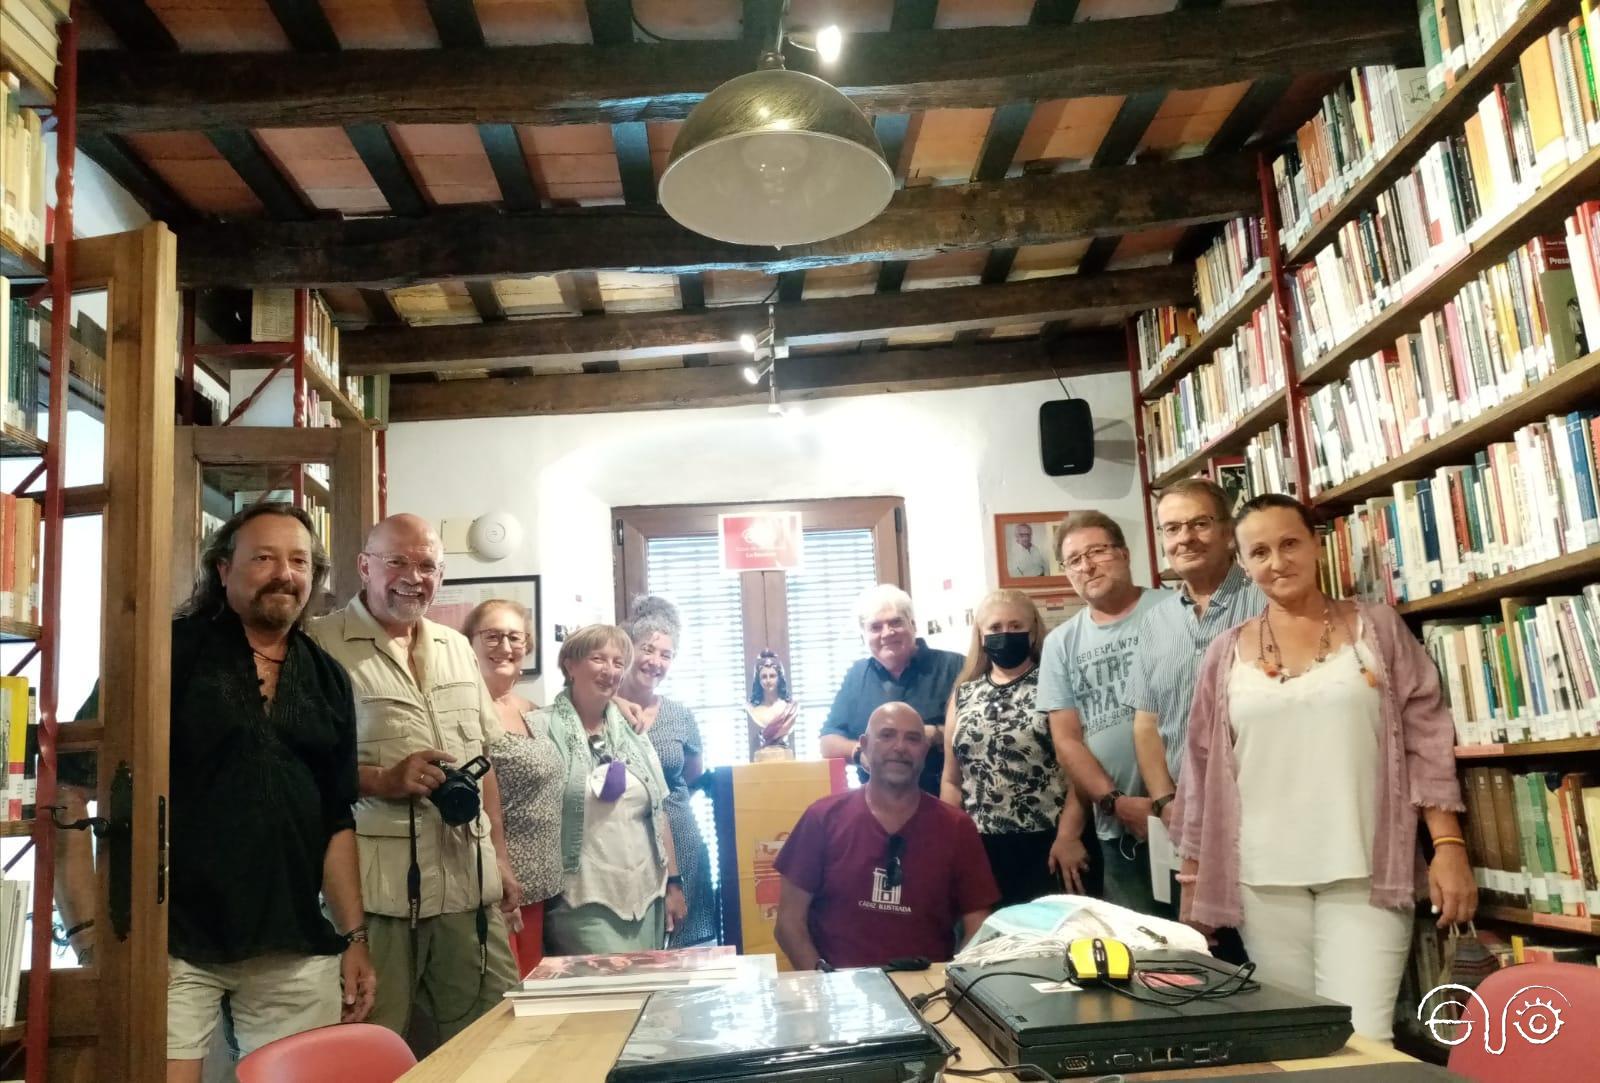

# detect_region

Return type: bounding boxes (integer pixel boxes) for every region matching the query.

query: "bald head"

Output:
[861,701,928,792]
[359,513,445,633]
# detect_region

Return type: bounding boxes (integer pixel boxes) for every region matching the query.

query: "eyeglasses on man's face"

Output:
[1063,543,1121,572]
[475,630,527,648]
[1157,515,1220,539]
[364,552,444,578]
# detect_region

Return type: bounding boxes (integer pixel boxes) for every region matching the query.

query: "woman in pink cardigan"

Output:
[1172,495,1476,1042]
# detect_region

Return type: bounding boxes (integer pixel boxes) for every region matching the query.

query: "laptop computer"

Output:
[1198,1067,1465,1082]
[606,967,953,1083]
[946,949,1353,1077]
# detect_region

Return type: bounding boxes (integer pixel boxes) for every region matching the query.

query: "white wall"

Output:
[389,372,1153,701]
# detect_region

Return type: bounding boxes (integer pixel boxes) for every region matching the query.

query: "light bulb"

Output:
[743,365,761,384]
[817,25,842,64]
[740,132,811,198]
[739,332,758,353]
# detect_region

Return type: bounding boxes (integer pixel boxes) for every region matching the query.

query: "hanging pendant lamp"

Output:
[659,49,894,248]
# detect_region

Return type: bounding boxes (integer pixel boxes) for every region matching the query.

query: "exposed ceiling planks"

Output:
[388,329,1125,420]
[77,2,1419,132]
[176,153,1261,287]
[343,264,1193,373]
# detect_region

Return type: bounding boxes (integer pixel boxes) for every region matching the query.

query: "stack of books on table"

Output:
[504,946,775,1018]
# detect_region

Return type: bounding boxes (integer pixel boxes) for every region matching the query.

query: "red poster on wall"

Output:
[719,511,804,573]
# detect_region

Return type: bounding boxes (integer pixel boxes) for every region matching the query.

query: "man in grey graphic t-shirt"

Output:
[1038,510,1168,917]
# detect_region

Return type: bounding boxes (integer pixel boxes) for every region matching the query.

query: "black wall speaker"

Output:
[1039,399,1094,476]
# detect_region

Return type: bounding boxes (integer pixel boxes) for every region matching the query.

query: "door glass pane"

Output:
[784,528,879,760]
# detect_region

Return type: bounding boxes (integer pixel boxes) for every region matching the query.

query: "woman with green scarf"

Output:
[536,624,687,954]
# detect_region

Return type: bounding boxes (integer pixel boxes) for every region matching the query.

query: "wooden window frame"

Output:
[612,497,908,679]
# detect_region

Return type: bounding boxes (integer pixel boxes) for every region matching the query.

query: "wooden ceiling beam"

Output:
[341,264,1192,374]
[79,1,1419,133]
[177,153,1256,289]
[388,329,1124,421]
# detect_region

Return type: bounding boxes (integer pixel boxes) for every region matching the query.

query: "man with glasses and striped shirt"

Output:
[1127,479,1265,954]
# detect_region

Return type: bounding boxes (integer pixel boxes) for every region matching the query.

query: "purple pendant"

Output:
[599,759,627,802]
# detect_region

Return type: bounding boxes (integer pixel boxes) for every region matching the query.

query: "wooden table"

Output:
[399,966,1419,1081]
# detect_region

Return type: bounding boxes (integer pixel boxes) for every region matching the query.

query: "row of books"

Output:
[1425,585,1600,746]
[1133,305,1199,387]
[1240,424,1294,502]
[0,76,45,260]
[1194,218,1267,328]
[1271,65,1433,252]
[0,0,66,96]
[0,876,25,1027]
[1142,303,1286,476]
[2,280,42,435]
[0,676,34,823]
[1319,416,1600,605]
[305,491,331,558]
[1460,766,1600,917]
[1289,14,1600,368]
[248,289,365,416]
[1299,230,1588,495]
[1419,0,1540,100]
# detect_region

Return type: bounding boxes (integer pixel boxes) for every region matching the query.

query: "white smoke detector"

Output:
[467,512,523,562]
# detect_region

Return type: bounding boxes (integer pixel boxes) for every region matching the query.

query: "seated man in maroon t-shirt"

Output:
[774,701,1000,969]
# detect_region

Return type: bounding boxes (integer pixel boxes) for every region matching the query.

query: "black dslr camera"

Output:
[430,755,491,826]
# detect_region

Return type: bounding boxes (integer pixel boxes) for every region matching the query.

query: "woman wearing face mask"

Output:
[616,596,716,948]
[941,590,1087,908]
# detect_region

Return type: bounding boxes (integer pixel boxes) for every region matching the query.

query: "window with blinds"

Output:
[785,528,879,760]
[644,534,751,772]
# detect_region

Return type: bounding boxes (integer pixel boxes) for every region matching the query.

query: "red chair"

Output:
[1441,961,1600,1082]
[236,1023,416,1083]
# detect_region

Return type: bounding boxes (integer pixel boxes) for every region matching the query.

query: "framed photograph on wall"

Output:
[428,575,543,677]
[994,511,1075,592]
[1209,455,1251,515]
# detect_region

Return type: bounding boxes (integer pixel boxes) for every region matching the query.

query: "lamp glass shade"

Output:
[659,68,894,247]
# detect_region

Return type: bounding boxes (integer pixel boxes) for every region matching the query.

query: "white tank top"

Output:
[1227,629,1383,887]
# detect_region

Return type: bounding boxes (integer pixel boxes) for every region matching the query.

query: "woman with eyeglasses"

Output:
[536,624,685,954]
[941,589,1087,908]
[616,596,716,947]
[466,599,561,975]
[1172,494,1474,1042]
[746,651,798,762]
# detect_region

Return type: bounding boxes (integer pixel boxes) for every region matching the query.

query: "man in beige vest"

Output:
[309,514,520,1042]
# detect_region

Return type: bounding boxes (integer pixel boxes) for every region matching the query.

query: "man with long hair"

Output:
[160,502,374,1082]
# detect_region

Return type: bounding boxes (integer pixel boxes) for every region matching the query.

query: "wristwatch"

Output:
[1151,793,1175,817]
[1096,789,1125,817]
[667,875,684,890]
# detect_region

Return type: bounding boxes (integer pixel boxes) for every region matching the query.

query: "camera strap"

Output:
[405,793,491,1034]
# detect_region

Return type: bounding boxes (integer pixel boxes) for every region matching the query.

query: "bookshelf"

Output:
[1297,139,1600,388]
[1478,902,1600,935]
[1394,544,1600,615]
[1149,387,1287,490]
[1284,0,1575,266]
[1313,348,1600,506]
[0,234,45,283]
[1140,276,1273,400]
[1458,735,1600,759]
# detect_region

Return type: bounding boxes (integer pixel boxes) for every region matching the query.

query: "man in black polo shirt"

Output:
[819,584,963,794]
[62,504,376,1081]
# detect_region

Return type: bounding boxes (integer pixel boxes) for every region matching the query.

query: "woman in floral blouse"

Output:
[941,589,1087,907]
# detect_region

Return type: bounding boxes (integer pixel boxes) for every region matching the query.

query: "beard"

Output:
[248,581,304,631]
[388,591,429,622]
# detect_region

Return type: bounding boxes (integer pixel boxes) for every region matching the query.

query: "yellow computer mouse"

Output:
[1066,937,1133,982]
